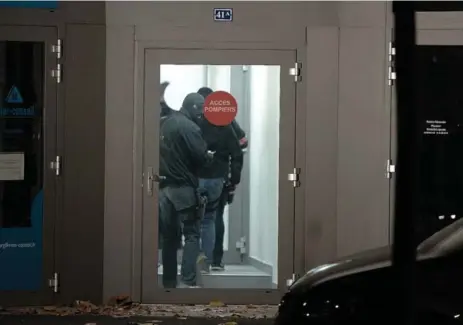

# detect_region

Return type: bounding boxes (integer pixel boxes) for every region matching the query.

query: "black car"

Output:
[275,218,463,324]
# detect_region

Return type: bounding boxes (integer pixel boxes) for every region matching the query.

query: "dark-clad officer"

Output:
[159,92,212,288]
[213,120,248,271]
[195,87,245,273]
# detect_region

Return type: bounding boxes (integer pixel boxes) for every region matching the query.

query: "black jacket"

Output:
[198,119,246,185]
[229,120,247,185]
[159,111,210,189]
[160,101,173,117]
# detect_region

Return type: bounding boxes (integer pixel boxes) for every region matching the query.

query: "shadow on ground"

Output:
[0,315,274,325]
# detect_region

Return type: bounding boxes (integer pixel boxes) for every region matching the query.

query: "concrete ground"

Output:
[0,315,274,325]
[0,302,276,325]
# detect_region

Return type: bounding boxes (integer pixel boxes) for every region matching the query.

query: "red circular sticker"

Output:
[203,91,238,126]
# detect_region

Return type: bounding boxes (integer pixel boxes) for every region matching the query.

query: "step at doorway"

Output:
[157,249,277,289]
[157,264,276,289]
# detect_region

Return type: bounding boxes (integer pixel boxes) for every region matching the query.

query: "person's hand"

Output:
[225,183,236,192]
[160,81,170,101]
[227,189,236,204]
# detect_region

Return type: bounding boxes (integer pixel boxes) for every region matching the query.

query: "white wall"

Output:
[248,66,280,283]
[161,65,206,110]
[161,65,232,109]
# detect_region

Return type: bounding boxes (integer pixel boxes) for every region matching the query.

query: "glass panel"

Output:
[0,41,45,290]
[157,64,280,289]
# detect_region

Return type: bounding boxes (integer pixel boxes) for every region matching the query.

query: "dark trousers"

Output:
[212,194,226,266]
[159,188,200,288]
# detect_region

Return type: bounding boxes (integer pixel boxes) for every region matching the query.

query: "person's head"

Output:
[180,93,205,124]
[197,87,213,99]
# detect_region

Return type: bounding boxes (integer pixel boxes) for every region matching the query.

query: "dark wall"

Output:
[0,1,106,304]
[59,23,106,304]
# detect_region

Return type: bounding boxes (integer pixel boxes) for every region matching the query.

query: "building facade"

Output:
[0,1,458,307]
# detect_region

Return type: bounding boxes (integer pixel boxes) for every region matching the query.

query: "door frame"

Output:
[0,25,58,306]
[132,41,304,304]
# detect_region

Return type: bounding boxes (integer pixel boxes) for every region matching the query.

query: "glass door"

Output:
[139,48,297,304]
[0,26,57,306]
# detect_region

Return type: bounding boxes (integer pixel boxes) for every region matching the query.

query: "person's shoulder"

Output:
[177,115,200,133]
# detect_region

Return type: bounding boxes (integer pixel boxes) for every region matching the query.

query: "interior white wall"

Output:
[161,65,206,110]
[248,66,280,284]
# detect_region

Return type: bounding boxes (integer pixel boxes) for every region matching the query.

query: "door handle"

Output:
[153,174,166,182]
[146,167,166,196]
[147,167,154,196]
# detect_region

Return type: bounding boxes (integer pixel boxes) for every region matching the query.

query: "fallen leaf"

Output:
[209,300,226,307]
[107,295,131,306]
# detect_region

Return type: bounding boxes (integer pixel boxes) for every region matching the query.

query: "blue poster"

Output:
[0,1,57,9]
[0,86,36,117]
[0,190,43,290]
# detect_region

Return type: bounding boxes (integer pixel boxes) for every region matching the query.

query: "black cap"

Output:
[182,93,205,118]
[197,87,214,98]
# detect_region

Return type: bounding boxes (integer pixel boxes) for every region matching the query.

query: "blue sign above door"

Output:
[0,1,57,9]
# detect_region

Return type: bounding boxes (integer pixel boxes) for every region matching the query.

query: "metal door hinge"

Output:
[289,62,302,82]
[51,64,62,84]
[288,168,301,188]
[48,272,59,293]
[388,41,396,86]
[51,39,62,59]
[386,159,396,179]
[50,155,61,176]
[286,273,299,288]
